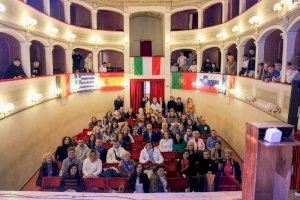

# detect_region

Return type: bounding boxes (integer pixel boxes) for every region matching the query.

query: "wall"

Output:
[171,89,281,158]
[0,90,124,190]
[130,16,163,57]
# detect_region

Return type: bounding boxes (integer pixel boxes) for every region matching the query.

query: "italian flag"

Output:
[134,57,161,76]
[172,73,197,90]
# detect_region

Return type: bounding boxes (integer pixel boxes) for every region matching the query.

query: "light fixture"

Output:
[232,25,239,34]
[23,16,38,28]
[91,36,102,44]
[216,32,226,40]
[30,93,42,103]
[51,88,62,97]
[0,3,6,13]
[47,26,59,36]
[0,102,14,115]
[273,3,283,12]
[248,16,260,27]
[197,35,205,43]
[65,32,76,40]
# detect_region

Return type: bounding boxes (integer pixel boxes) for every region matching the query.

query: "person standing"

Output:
[247,47,256,77]
[177,51,187,68]
[72,50,83,72]
[84,52,93,73]
[114,95,124,111]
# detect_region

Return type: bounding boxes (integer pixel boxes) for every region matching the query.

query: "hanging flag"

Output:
[99,73,124,91]
[74,73,96,93]
[134,57,161,75]
[197,74,220,93]
[172,72,197,90]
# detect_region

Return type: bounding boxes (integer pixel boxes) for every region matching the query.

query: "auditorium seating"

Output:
[218,176,241,191]
[39,177,61,191]
[167,177,189,192]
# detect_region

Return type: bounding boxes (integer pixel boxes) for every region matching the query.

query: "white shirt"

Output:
[189,65,197,72]
[286,69,298,83]
[159,138,173,152]
[106,147,127,163]
[189,138,205,151]
[177,56,187,67]
[99,65,107,73]
[82,158,102,176]
[150,102,161,112]
[242,59,249,69]
[139,147,164,164]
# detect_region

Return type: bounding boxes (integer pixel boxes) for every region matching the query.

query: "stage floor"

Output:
[0,191,242,200]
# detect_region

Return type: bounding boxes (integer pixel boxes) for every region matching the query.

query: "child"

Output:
[272,61,282,82]
[180,151,190,178]
[256,63,264,79]
[263,65,276,83]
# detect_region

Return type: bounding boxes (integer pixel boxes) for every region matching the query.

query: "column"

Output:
[20,41,31,77]
[124,12,130,74]
[65,48,73,73]
[254,40,265,78]
[91,9,98,30]
[63,0,71,24]
[164,12,171,100]
[197,8,204,29]
[43,0,51,15]
[222,0,229,23]
[237,44,245,75]
[239,0,246,14]
[281,31,297,83]
[220,48,227,74]
[197,48,203,72]
[92,50,98,72]
[45,45,54,75]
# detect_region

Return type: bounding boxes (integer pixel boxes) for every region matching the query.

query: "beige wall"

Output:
[0,90,124,190]
[171,89,281,159]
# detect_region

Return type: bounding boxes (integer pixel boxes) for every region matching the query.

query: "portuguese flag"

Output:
[134,57,161,76]
[172,73,197,90]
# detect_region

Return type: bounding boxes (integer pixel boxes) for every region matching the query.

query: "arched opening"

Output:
[0,33,21,79]
[244,38,256,54]
[202,47,221,73]
[53,45,66,74]
[97,10,123,31]
[227,44,237,59]
[50,0,65,22]
[72,48,90,72]
[170,49,197,72]
[263,30,283,64]
[288,20,300,58]
[246,0,259,10]
[30,40,46,76]
[27,0,44,12]
[228,0,239,20]
[70,4,91,28]
[130,12,163,57]
[171,9,198,31]
[203,3,222,28]
[99,50,124,72]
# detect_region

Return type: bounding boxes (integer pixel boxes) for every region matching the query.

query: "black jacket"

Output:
[114,99,123,111]
[129,172,150,193]
[31,67,40,76]
[175,102,184,113]
[3,64,26,79]
[36,162,60,186]
[198,158,216,175]
[167,100,176,111]
[55,145,70,162]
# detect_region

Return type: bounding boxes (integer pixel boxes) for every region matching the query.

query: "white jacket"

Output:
[189,138,205,151]
[159,139,173,152]
[82,158,102,176]
[139,147,164,164]
[106,147,127,163]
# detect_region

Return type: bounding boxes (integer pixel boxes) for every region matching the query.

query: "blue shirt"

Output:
[206,136,222,150]
[274,69,280,78]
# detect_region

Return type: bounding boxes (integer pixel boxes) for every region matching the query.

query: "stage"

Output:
[0,191,242,200]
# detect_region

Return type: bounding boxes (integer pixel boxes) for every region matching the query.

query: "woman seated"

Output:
[173,133,187,152]
[82,149,102,179]
[55,136,72,162]
[59,164,84,192]
[106,111,114,123]
[221,149,241,184]
[122,126,134,143]
[89,116,98,129]
[159,131,173,152]
[139,142,164,164]
[199,150,217,192]
[119,152,136,178]
[36,153,59,187]
[211,141,225,163]
[129,163,150,193]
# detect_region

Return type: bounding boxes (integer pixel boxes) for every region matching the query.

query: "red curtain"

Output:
[130,80,144,113]
[140,41,152,56]
[150,80,165,101]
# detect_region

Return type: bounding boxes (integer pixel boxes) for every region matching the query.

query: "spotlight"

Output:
[0,102,14,114]
[197,35,205,43]
[216,32,226,40]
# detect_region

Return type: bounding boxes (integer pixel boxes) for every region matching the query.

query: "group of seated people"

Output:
[36,96,241,193]
[171,52,197,72]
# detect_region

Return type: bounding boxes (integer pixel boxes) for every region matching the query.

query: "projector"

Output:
[264,127,282,143]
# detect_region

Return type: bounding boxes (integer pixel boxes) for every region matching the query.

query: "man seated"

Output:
[106,140,127,163]
[31,60,40,77]
[142,123,162,143]
[180,60,190,72]
[188,60,197,72]
[206,130,222,150]
[139,142,164,164]
[75,139,90,163]
[95,138,107,163]
[99,62,107,72]
[195,116,211,138]
[60,147,82,176]
[3,58,27,79]
[114,95,124,111]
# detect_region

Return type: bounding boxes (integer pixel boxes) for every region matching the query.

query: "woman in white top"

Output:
[188,60,198,72]
[139,143,164,164]
[189,131,205,151]
[82,149,102,179]
[159,131,173,152]
[106,141,127,163]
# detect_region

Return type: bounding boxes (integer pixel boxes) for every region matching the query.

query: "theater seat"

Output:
[57,162,62,170]
[84,177,106,192]
[129,142,144,150]
[106,177,128,192]
[103,142,113,149]
[130,150,141,161]
[167,177,189,192]
[152,142,159,147]
[133,135,143,142]
[40,177,61,191]
[165,162,180,178]
[161,152,181,162]
[218,176,241,191]
[103,163,119,170]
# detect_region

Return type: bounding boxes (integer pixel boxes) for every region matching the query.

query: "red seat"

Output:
[57,162,62,170]
[103,142,112,149]
[103,163,119,170]
[106,177,128,192]
[167,177,189,192]
[165,162,180,177]
[218,176,241,191]
[40,176,61,191]
[129,142,144,150]
[152,142,159,147]
[83,128,92,133]
[161,152,181,162]
[130,150,141,161]
[133,135,143,142]
[84,178,106,192]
